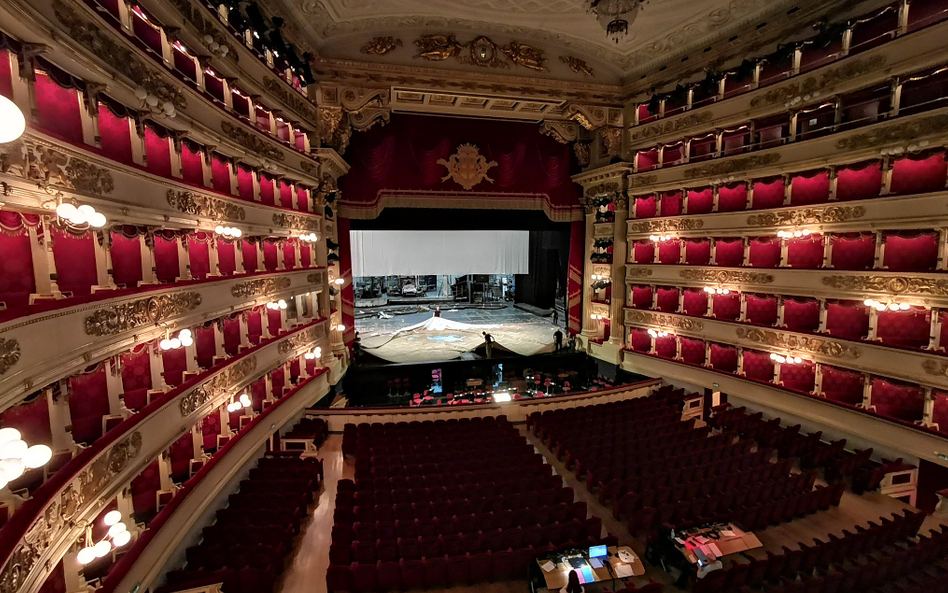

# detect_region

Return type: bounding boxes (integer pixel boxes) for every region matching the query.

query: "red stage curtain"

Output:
[836,161,882,201]
[300,244,312,268]
[259,173,275,206]
[51,226,97,297]
[237,165,255,201]
[658,240,681,264]
[68,364,110,444]
[686,188,714,214]
[655,336,677,358]
[710,344,738,372]
[743,350,775,382]
[680,338,706,364]
[97,103,134,165]
[161,347,188,387]
[630,329,651,352]
[217,239,236,276]
[283,241,297,269]
[784,298,820,332]
[876,308,931,349]
[787,235,825,268]
[751,178,785,209]
[153,233,180,283]
[821,366,864,405]
[110,229,143,288]
[168,430,193,482]
[130,460,161,517]
[789,171,830,205]
[660,192,682,216]
[884,232,939,271]
[890,152,947,195]
[717,183,748,212]
[280,181,294,209]
[212,155,231,194]
[634,195,657,219]
[631,285,653,308]
[567,220,584,334]
[714,239,744,267]
[34,70,83,143]
[633,240,655,264]
[830,233,876,270]
[684,240,711,265]
[713,293,741,321]
[223,316,241,355]
[826,301,870,340]
[267,308,283,336]
[187,233,211,280]
[246,309,263,344]
[263,241,278,271]
[746,294,777,326]
[241,240,258,273]
[682,289,708,316]
[181,142,204,186]
[780,362,815,393]
[748,238,780,267]
[143,123,172,178]
[871,378,925,423]
[195,325,216,369]
[0,397,51,446]
[202,410,222,450]
[0,212,37,307]
[656,287,679,312]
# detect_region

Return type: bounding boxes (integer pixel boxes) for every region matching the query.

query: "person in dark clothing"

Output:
[562,570,584,593]
[552,310,559,326]
[434,306,442,317]
[567,333,576,351]
[554,328,564,351]
[482,331,494,358]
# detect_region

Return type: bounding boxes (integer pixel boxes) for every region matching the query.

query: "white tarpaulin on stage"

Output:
[350,230,529,277]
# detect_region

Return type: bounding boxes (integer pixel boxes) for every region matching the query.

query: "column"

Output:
[293,240,303,271]
[736,347,745,376]
[103,357,125,416]
[183,335,199,373]
[674,338,682,361]
[860,373,873,410]
[257,240,266,272]
[776,296,786,327]
[93,230,117,290]
[28,219,61,298]
[711,186,720,212]
[930,308,943,351]
[200,146,214,187]
[234,239,245,274]
[81,84,101,149]
[817,298,829,333]
[131,117,147,168]
[45,387,75,452]
[251,169,262,202]
[650,285,659,310]
[710,239,718,265]
[169,132,185,179]
[741,237,750,266]
[782,174,792,206]
[739,292,748,322]
[648,334,657,355]
[212,320,226,364]
[873,231,886,269]
[208,236,221,277]
[822,235,833,268]
[276,240,287,271]
[140,231,158,284]
[707,291,714,317]
[881,154,894,194]
[868,307,880,341]
[177,234,192,280]
[812,364,824,396]
[608,197,629,346]
[938,229,948,270]
[149,342,168,391]
[779,237,789,267]
[703,342,712,367]
[238,313,250,348]
[191,426,205,461]
[922,387,936,428]
[677,290,685,314]
[772,361,782,385]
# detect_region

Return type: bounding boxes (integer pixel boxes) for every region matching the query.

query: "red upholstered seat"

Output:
[634,195,657,218]
[377,561,401,590]
[830,233,876,270]
[710,344,738,372]
[789,171,830,205]
[751,177,785,209]
[660,191,683,216]
[783,298,819,332]
[742,350,775,382]
[890,152,947,195]
[351,562,378,593]
[630,329,651,353]
[780,362,816,393]
[655,336,677,359]
[712,293,741,321]
[883,232,939,271]
[787,236,824,268]
[836,161,883,201]
[686,187,714,213]
[745,294,778,326]
[825,301,869,340]
[876,308,931,349]
[446,555,470,586]
[685,240,711,265]
[870,378,925,423]
[656,288,679,312]
[680,338,706,365]
[326,564,353,593]
[715,239,744,267]
[820,366,864,405]
[748,239,780,267]
[682,290,708,316]
[718,183,748,211]
[400,559,425,590]
[658,240,681,264]
[423,556,447,588]
[631,285,653,308]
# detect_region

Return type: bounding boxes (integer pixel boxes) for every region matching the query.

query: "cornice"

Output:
[314,148,351,179]
[571,162,633,189]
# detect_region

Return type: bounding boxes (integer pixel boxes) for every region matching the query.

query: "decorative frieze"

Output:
[220,121,285,162]
[272,212,320,231]
[627,268,654,279]
[277,326,319,354]
[835,113,948,151]
[361,37,402,55]
[684,154,781,179]
[750,55,886,108]
[0,339,20,376]
[735,327,860,359]
[631,111,713,141]
[263,77,317,121]
[230,277,292,298]
[1,140,114,195]
[166,0,239,62]
[307,271,326,285]
[922,360,948,377]
[746,205,865,227]
[624,309,704,331]
[166,189,246,221]
[179,356,257,415]
[627,175,658,189]
[84,293,203,336]
[821,275,948,297]
[629,218,705,233]
[679,269,775,284]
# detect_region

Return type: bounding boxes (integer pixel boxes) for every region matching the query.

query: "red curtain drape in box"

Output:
[746,294,777,326]
[338,217,356,345]
[717,184,748,211]
[153,233,180,283]
[836,161,882,201]
[34,70,83,143]
[684,240,711,265]
[655,336,677,358]
[217,239,236,276]
[686,188,714,214]
[634,195,657,219]
[826,301,870,340]
[710,344,738,372]
[282,241,297,269]
[263,241,278,271]
[195,325,216,369]
[682,289,708,316]
[830,233,875,270]
[680,337,706,364]
[250,378,267,411]
[296,187,309,212]
[656,287,679,312]
[0,397,51,446]
[272,366,286,398]
[97,103,134,165]
[633,241,654,264]
[784,298,820,332]
[280,181,294,209]
[130,460,161,517]
[748,238,780,267]
[820,366,864,405]
[889,152,947,195]
[237,165,255,201]
[212,155,231,194]
[631,285,653,308]
[241,239,258,273]
[780,362,816,393]
[660,192,682,216]
[168,431,193,481]
[290,358,301,380]
[223,316,241,355]
[247,309,263,344]
[68,364,110,444]
[120,345,151,411]
[0,212,37,307]
[110,229,143,288]
[742,350,775,382]
[630,329,651,352]
[637,150,659,172]
[259,174,275,206]
[178,142,204,188]
[202,410,222,450]
[876,308,931,349]
[267,308,283,336]
[883,232,939,271]
[567,220,584,334]
[143,123,172,178]
[751,178,785,209]
[787,236,824,268]
[789,171,830,205]
[871,378,925,423]
[161,347,188,387]
[715,239,744,267]
[300,244,312,268]
[187,233,211,280]
[51,226,98,297]
[712,293,741,320]
[658,240,681,264]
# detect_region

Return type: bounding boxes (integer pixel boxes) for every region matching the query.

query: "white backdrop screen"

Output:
[350,230,529,276]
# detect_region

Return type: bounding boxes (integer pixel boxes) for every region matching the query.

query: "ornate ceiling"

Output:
[273,0,809,85]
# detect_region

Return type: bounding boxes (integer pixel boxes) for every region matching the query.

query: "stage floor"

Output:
[355,305,560,364]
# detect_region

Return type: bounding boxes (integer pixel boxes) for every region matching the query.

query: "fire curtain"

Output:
[338,217,356,346]
[567,220,584,335]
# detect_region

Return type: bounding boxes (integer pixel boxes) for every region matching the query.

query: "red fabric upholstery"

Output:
[259,174,275,207]
[212,155,231,194]
[130,459,161,517]
[742,350,775,382]
[680,337,706,364]
[883,232,939,271]
[181,143,204,186]
[715,239,744,267]
[748,239,780,267]
[876,308,931,349]
[790,171,830,205]
[826,301,869,340]
[97,105,134,165]
[247,310,263,344]
[296,187,309,212]
[0,397,52,446]
[634,195,657,219]
[871,378,925,423]
[267,308,283,336]
[283,241,297,269]
[161,347,188,387]
[300,244,312,268]
[630,285,653,308]
[685,240,711,265]
[222,317,241,356]
[195,326,216,369]
[932,391,948,437]
[655,336,677,358]
[68,364,110,444]
[712,293,740,321]
[241,240,258,273]
[279,181,294,209]
[250,379,267,411]
[907,0,948,31]
[34,71,83,143]
[52,227,97,297]
[821,366,864,405]
[0,219,36,308]
[658,240,681,264]
[830,234,876,270]
[780,362,815,393]
[143,125,172,178]
[656,288,679,312]
[153,234,180,283]
[660,192,682,216]
[787,236,824,268]
[633,241,655,264]
[110,231,143,288]
[889,153,947,195]
[836,162,882,201]
[637,150,659,172]
[710,344,738,372]
[187,234,211,280]
[630,329,651,352]
[752,178,785,209]
[121,345,152,393]
[168,431,193,482]
[717,184,748,211]
[783,298,820,332]
[202,410,222,450]
[686,187,714,214]
[682,290,708,316]
[237,165,255,201]
[745,294,778,326]
[263,242,278,271]
[217,240,236,276]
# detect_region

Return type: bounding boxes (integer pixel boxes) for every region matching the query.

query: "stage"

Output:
[355,305,560,364]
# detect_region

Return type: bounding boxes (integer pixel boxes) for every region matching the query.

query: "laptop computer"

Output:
[589,545,608,568]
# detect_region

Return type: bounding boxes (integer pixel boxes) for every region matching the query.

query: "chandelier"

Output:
[589,0,648,43]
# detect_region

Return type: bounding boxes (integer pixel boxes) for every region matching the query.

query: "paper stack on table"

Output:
[540,561,555,572]
[615,564,635,578]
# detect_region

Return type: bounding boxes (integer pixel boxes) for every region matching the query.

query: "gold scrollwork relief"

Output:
[821,275,948,296]
[631,111,713,141]
[220,121,285,162]
[263,77,317,121]
[628,175,658,189]
[179,356,257,415]
[0,338,20,375]
[679,269,775,284]
[273,212,320,232]
[361,37,403,55]
[684,154,781,179]
[836,113,948,151]
[560,56,593,76]
[628,218,705,233]
[231,277,292,298]
[1,140,114,194]
[307,271,326,285]
[625,309,704,331]
[746,205,865,227]
[84,293,203,336]
[750,55,886,108]
[626,268,654,279]
[413,35,546,71]
[277,326,319,355]
[922,360,948,377]
[735,327,860,359]
[166,189,245,221]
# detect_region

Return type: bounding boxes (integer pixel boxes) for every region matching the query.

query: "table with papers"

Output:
[536,546,645,591]
[671,523,762,579]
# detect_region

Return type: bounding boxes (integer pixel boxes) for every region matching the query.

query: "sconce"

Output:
[266,300,288,310]
[226,393,252,413]
[864,298,911,312]
[648,234,674,242]
[776,229,811,239]
[214,225,243,238]
[76,510,131,565]
[647,329,672,338]
[159,329,193,351]
[703,286,731,295]
[770,353,804,365]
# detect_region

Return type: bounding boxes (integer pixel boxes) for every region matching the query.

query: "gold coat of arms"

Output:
[437,144,498,190]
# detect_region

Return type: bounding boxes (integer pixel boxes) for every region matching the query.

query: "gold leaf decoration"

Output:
[629,218,705,233]
[679,269,775,284]
[922,360,948,377]
[0,338,20,375]
[746,205,865,227]
[750,55,886,108]
[167,189,246,221]
[263,77,317,120]
[220,121,285,162]
[624,310,704,331]
[436,144,498,190]
[307,271,326,285]
[631,111,713,141]
[735,327,860,359]
[684,154,781,179]
[836,113,948,151]
[180,356,257,415]
[273,212,320,232]
[821,275,948,296]
[278,326,319,354]
[560,56,593,76]
[628,175,658,189]
[362,37,403,55]
[626,268,654,278]
[84,293,203,336]
[413,34,546,71]
[231,277,292,298]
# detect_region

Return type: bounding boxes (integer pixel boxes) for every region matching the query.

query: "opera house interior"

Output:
[3,0,948,592]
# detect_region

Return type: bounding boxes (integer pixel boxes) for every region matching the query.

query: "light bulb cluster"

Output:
[133,87,176,117]
[202,34,230,57]
[214,225,243,238]
[863,299,911,312]
[703,286,731,295]
[76,510,130,565]
[267,299,288,310]
[304,347,322,360]
[336,324,346,332]
[0,428,53,489]
[334,278,345,286]
[226,393,252,413]
[590,274,611,283]
[0,95,26,144]
[647,329,672,338]
[776,229,812,239]
[589,314,606,321]
[160,329,193,351]
[299,233,318,243]
[648,234,675,242]
[56,203,107,228]
[770,353,804,365]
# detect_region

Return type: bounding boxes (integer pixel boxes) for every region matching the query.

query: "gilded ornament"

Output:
[307,271,326,285]
[821,275,948,297]
[627,175,658,189]
[560,56,593,76]
[231,277,292,298]
[263,77,316,120]
[361,37,403,56]
[565,104,607,131]
[631,111,713,141]
[625,309,704,331]
[220,121,285,162]
[539,121,579,144]
[166,189,245,221]
[750,55,886,108]
[922,360,948,377]
[626,268,654,278]
[413,35,464,61]
[628,218,705,233]
[573,142,591,167]
[0,338,20,375]
[3,141,114,194]
[84,293,203,336]
[735,327,859,359]
[836,113,948,151]
[684,154,781,179]
[278,327,319,354]
[180,356,257,415]
[746,205,865,227]
[499,42,547,72]
[273,212,320,232]
[600,128,623,159]
[166,0,239,62]
[679,269,774,284]
[436,144,498,190]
